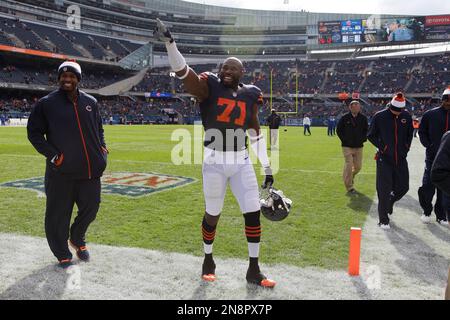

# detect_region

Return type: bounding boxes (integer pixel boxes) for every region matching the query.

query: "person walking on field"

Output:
[418,87,450,225]
[430,131,450,299]
[27,60,108,268]
[303,115,311,136]
[266,109,282,148]
[327,115,337,136]
[367,92,413,230]
[336,100,368,194]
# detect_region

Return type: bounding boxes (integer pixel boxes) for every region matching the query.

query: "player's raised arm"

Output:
[153,19,209,101]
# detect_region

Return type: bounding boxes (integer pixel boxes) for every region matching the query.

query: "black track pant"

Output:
[44,169,101,261]
[418,159,450,221]
[304,125,311,135]
[376,158,409,225]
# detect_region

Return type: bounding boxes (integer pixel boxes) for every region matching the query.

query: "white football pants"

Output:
[202,148,261,216]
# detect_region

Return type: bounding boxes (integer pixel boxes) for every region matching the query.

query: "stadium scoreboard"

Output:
[318,14,450,45]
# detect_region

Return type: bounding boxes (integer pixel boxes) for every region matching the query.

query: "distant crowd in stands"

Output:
[0,94,443,127]
[1,53,449,96]
[1,52,449,125]
[0,63,128,89]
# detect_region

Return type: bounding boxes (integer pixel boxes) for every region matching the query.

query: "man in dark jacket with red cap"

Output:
[367,92,414,229]
[27,60,108,268]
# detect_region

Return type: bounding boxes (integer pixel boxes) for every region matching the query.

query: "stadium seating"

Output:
[0,16,143,61]
[1,42,449,124]
[2,53,450,96]
[1,0,307,57]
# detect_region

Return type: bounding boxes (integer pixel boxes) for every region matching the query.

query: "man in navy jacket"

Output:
[418,87,450,225]
[431,131,450,300]
[367,92,413,229]
[27,60,108,268]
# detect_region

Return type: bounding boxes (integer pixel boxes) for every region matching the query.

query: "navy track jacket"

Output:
[367,108,414,165]
[431,131,450,196]
[27,88,107,179]
[418,106,450,160]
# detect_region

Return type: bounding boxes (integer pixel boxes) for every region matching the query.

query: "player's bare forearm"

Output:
[175,67,209,101]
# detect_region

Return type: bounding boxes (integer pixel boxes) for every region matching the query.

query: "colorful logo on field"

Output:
[0,172,197,197]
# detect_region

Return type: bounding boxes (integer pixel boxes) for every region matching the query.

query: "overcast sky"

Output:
[183,0,450,15]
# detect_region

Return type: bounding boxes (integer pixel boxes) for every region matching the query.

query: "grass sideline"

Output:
[0,125,376,269]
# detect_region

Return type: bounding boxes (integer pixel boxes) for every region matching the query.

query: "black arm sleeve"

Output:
[431,133,450,196]
[26,100,59,159]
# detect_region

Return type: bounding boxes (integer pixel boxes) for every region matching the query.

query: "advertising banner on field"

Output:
[144,92,173,98]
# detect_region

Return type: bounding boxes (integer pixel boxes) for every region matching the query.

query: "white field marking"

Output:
[0,154,376,175]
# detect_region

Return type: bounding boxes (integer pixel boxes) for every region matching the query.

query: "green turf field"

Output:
[0,125,376,269]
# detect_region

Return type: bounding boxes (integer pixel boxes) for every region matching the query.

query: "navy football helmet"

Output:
[260,187,293,222]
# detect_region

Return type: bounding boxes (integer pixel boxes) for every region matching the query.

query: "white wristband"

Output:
[165,41,186,72]
[176,66,190,80]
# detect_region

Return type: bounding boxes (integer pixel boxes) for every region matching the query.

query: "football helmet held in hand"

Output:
[260,187,293,222]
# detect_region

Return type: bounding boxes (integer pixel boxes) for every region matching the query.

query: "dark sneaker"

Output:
[201,257,216,282]
[69,240,90,262]
[58,258,73,269]
[246,269,276,288]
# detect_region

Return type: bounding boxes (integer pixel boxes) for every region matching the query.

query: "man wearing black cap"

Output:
[27,60,108,268]
[418,87,450,225]
[367,92,414,229]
